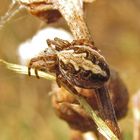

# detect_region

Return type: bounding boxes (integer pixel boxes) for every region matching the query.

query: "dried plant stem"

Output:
[70,90,119,140]
[53,0,121,139]
[95,87,121,140]
[0,1,21,28]
[53,0,92,41]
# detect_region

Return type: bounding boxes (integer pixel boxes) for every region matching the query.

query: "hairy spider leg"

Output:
[47,39,59,51]
[28,57,40,77]
[28,55,57,78]
[56,74,86,99]
[71,39,98,51]
[47,38,70,51]
[54,37,71,48]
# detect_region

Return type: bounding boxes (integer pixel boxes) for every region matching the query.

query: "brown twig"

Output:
[53,0,121,139]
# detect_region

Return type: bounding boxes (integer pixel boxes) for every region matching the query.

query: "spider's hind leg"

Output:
[47,39,60,51]
[71,39,98,50]
[71,39,93,46]
[54,37,71,48]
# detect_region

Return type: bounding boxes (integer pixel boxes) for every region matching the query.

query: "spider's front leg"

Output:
[28,55,57,78]
[28,56,43,78]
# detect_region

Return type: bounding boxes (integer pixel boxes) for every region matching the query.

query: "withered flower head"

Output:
[19,0,95,23]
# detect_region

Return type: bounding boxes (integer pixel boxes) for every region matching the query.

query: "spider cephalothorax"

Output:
[28,38,110,89]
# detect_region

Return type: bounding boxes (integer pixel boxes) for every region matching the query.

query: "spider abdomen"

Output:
[58,45,110,89]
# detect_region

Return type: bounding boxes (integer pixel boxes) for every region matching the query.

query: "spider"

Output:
[28,38,110,92]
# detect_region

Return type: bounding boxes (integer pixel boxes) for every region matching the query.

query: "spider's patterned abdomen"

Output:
[58,45,110,88]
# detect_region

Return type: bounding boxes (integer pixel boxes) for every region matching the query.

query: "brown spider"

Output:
[28,38,110,91]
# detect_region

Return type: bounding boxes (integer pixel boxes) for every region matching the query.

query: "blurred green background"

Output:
[0,0,140,140]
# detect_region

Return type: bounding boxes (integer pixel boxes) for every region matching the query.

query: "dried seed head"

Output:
[18,0,95,24]
[52,88,97,132]
[108,69,129,119]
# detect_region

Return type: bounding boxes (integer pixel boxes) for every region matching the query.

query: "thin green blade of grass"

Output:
[0,59,118,140]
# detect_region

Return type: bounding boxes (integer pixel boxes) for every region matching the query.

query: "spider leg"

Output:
[28,56,50,78]
[56,76,61,88]
[47,39,62,51]
[28,63,40,78]
[56,74,85,98]
[47,38,71,51]
[71,39,98,50]
[28,58,40,78]
[28,67,31,76]
[28,57,38,76]
[71,39,93,46]
[54,37,71,48]
[34,69,40,79]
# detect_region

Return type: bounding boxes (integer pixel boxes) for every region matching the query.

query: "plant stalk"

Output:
[53,0,92,41]
[53,0,121,139]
